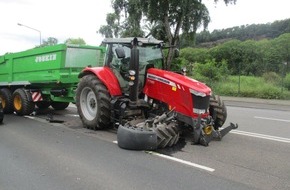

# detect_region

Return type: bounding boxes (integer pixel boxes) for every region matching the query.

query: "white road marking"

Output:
[113,140,215,172]
[254,116,290,123]
[65,114,80,117]
[145,151,215,172]
[231,130,290,144]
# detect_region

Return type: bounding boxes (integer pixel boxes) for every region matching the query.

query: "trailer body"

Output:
[0,44,105,115]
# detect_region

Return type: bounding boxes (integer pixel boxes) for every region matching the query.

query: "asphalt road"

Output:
[0,100,289,190]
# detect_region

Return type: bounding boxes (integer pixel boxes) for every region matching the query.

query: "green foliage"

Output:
[39,37,58,47]
[196,18,290,45]
[192,59,229,86]
[99,0,236,69]
[284,73,290,90]
[212,76,289,99]
[98,13,120,38]
[65,38,86,45]
[262,72,280,85]
[176,33,290,77]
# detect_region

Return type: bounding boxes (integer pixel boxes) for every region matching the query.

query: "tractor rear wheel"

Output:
[76,75,111,130]
[0,88,14,114]
[12,88,35,116]
[209,95,227,129]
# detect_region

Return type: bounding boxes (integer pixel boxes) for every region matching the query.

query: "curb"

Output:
[221,96,290,111]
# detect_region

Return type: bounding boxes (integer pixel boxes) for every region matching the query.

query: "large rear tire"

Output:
[0,88,14,114]
[12,88,35,116]
[76,75,111,130]
[209,95,227,129]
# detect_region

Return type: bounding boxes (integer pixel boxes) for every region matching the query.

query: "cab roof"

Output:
[102,37,163,46]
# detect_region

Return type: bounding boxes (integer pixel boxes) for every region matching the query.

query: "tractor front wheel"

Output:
[209,95,227,130]
[12,89,35,116]
[76,75,111,130]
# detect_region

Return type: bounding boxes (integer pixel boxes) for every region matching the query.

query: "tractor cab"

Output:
[102,37,164,94]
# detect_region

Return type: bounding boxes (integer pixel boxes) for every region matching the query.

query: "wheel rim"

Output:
[14,94,22,111]
[80,87,97,121]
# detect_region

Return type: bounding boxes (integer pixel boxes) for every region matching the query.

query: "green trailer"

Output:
[0,44,105,115]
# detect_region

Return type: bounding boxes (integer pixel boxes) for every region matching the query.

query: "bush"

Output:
[210,75,289,99]
[284,73,290,90]
[193,59,229,86]
[262,72,281,85]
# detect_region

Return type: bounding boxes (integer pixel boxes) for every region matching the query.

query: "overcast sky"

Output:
[1,0,290,55]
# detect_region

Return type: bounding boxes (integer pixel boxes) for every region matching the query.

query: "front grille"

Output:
[191,94,210,114]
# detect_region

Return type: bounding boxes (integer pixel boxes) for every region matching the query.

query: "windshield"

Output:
[105,44,163,69]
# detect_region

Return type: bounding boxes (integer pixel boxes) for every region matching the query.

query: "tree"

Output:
[41,37,58,46]
[99,0,237,70]
[65,38,86,45]
[98,13,121,38]
[272,33,290,73]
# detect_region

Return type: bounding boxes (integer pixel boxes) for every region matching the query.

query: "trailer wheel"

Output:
[12,89,35,116]
[51,102,69,110]
[209,95,227,129]
[0,100,3,124]
[0,88,14,114]
[76,75,111,130]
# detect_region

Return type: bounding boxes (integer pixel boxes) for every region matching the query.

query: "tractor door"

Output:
[104,44,131,94]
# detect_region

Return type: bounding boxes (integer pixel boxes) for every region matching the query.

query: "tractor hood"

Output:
[145,68,211,96]
[143,68,212,118]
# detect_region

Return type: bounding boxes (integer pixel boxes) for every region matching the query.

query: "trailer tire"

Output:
[12,89,35,116]
[76,75,111,130]
[0,88,14,114]
[209,95,227,129]
[0,100,3,124]
[51,102,69,110]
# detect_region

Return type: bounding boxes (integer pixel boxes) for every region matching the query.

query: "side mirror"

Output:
[115,47,126,59]
[174,48,179,58]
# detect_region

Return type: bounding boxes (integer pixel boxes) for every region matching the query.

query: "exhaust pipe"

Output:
[129,38,139,103]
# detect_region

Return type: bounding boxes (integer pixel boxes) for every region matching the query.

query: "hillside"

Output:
[195,18,290,47]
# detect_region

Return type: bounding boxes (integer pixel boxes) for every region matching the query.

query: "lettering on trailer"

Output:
[35,53,57,63]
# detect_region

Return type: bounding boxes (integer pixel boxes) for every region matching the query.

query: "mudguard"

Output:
[117,124,158,150]
[79,67,122,96]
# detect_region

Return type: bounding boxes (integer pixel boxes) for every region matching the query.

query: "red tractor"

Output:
[76,37,237,150]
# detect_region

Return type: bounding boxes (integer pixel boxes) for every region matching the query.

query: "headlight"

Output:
[190,89,206,97]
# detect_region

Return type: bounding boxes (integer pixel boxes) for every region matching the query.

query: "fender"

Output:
[79,66,122,96]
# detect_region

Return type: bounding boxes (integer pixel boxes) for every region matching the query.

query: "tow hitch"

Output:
[198,122,238,146]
